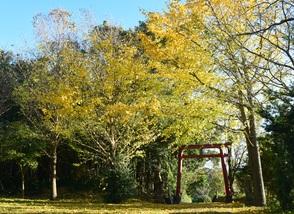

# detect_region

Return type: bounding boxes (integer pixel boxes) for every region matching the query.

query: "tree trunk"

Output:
[51,143,58,200]
[20,165,25,199]
[227,147,234,194]
[247,108,266,206]
[238,90,266,206]
[153,161,164,203]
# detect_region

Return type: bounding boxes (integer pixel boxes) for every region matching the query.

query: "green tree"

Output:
[0,50,17,117]
[259,87,294,211]
[0,122,41,198]
[15,9,89,200]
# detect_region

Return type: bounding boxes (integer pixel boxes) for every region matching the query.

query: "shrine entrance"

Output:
[175,143,232,203]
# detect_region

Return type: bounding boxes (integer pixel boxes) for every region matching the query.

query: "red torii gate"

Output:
[175,143,232,203]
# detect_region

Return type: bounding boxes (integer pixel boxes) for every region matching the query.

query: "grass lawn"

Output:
[0,198,268,214]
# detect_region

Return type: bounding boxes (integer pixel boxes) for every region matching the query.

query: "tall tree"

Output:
[140,0,270,205]
[15,9,87,200]
[74,22,162,171]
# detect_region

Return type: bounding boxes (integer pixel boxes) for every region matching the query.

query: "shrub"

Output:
[105,164,137,203]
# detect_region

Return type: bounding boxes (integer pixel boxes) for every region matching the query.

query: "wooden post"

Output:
[220,147,232,202]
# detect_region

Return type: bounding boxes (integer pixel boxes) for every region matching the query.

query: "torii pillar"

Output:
[175,143,232,203]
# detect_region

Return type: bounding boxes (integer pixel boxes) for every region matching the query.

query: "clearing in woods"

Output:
[0,198,266,213]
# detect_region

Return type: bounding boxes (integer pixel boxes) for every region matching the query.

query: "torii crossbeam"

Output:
[175,143,232,203]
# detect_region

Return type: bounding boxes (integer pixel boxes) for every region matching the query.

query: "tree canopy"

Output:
[0,1,294,211]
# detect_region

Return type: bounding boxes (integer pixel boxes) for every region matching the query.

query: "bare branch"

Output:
[237,17,294,36]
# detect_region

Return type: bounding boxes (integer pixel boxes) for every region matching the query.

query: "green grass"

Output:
[0,198,267,214]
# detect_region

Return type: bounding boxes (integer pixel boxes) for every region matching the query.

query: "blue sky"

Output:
[0,0,167,53]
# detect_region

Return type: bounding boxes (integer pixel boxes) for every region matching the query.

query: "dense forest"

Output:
[0,0,294,212]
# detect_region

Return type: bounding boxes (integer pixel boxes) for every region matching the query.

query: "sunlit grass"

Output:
[0,198,267,213]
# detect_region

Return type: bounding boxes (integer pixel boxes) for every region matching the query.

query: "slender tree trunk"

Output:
[51,143,58,200]
[20,165,25,199]
[227,147,235,194]
[238,90,266,206]
[153,161,164,202]
[136,160,144,195]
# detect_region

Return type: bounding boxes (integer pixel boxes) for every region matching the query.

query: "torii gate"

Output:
[175,143,232,203]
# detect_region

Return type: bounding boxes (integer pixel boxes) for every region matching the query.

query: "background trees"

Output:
[259,86,294,210]
[0,122,41,198]
[0,1,293,210]
[0,51,17,117]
